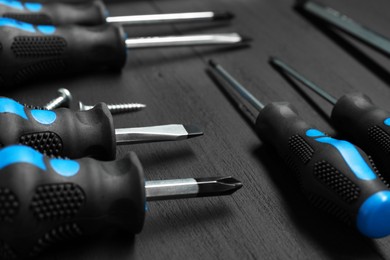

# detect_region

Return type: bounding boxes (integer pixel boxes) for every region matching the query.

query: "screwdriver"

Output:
[0,97,203,160]
[270,57,390,182]
[296,0,390,57]
[209,60,390,238]
[0,17,248,87]
[0,0,234,26]
[0,145,242,258]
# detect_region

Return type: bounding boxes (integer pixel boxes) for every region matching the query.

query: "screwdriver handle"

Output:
[256,102,390,238]
[0,97,116,159]
[0,18,126,87]
[331,93,390,176]
[0,145,145,259]
[0,0,107,25]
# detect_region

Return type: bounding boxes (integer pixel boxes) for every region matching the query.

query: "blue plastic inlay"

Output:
[384,118,390,126]
[357,191,390,238]
[30,109,56,125]
[0,17,35,32]
[306,128,376,181]
[315,137,376,180]
[0,0,24,10]
[24,2,42,12]
[0,145,46,171]
[37,25,55,34]
[50,158,80,177]
[0,97,28,119]
[305,129,325,137]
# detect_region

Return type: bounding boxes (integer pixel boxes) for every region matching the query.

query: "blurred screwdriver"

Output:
[209,60,390,238]
[296,0,390,57]
[0,0,234,26]
[0,97,202,160]
[0,145,242,258]
[0,18,249,87]
[270,56,390,180]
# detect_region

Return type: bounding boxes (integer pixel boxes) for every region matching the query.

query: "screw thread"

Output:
[45,96,65,110]
[107,103,146,114]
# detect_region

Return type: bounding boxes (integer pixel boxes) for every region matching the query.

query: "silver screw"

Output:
[44,88,73,110]
[79,101,146,114]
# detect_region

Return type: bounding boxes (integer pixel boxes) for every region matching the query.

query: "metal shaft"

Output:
[145,176,242,201]
[270,57,337,105]
[209,60,265,112]
[125,33,248,49]
[299,1,390,57]
[106,11,233,26]
[115,124,203,145]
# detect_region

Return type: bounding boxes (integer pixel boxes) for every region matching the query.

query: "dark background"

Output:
[6,0,390,259]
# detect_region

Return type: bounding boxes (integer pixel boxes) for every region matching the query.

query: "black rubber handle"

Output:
[331,93,390,176]
[0,1,107,25]
[255,102,390,238]
[0,97,116,160]
[0,145,145,259]
[0,18,127,87]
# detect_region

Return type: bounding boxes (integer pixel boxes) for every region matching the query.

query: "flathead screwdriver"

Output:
[271,57,390,183]
[0,0,234,26]
[0,145,242,258]
[0,18,248,87]
[296,0,390,57]
[209,60,390,238]
[0,97,203,160]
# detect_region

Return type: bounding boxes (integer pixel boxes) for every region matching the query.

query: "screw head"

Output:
[58,88,72,108]
[78,101,87,111]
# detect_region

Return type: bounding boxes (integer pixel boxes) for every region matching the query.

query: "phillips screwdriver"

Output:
[0,97,203,160]
[0,0,234,26]
[0,145,242,259]
[270,57,390,181]
[209,60,390,238]
[296,0,390,57]
[0,17,248,87]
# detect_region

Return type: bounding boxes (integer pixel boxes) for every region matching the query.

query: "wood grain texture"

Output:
[3,0,390,259]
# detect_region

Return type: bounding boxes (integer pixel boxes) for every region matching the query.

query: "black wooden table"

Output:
[5,0,390,259]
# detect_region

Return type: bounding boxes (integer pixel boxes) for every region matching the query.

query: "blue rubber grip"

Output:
[0,17,55,34]
[306,129,377,181]
[0,145,80,177]
[0,97,57,125]
[0,0,42,11]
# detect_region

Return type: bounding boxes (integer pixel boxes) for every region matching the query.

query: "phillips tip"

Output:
[195,176,243,197]
[145,176,242,201]
[183,124,204,139]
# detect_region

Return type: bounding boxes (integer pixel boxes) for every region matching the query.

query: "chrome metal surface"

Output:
[106,12,216,25]
[145,178,199,201]
[45,88,72,110]
[270,57,337,105]
[125,33,244,49]
[115,124,190,144]
[79,101,146,114]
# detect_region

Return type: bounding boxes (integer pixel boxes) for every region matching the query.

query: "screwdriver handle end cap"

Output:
[357,191,390,238]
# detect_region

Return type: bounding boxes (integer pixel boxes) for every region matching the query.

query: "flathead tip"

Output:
[239,35,253,43]
[213,11,235,21]
[183,124,204,138]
